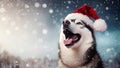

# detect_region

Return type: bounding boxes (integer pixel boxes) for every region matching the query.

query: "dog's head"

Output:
[60,13,93,48]
[59,5,107,49]
[59,13,107,49]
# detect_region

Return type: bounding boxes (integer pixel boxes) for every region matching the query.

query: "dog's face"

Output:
[60,13,94,48]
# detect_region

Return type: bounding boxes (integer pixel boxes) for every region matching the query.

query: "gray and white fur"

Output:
[58,13,104,68]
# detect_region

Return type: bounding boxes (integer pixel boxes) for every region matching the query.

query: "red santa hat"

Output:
[73,4,107,32]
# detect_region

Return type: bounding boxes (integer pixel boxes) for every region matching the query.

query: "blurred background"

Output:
[0,0,119,68]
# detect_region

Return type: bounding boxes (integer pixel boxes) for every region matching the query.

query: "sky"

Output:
[0,0,119,61]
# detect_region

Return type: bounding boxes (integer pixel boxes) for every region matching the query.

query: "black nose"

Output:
[63,20,70,27]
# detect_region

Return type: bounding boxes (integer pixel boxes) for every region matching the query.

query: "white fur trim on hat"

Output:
[93,19,107,32]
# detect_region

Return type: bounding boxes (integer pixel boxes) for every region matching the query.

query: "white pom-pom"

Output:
[93,19,107,32]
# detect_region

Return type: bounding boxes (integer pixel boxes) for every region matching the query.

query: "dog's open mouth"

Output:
[63,29,81,47]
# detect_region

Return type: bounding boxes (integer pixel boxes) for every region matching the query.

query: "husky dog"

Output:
[58,5,107,68]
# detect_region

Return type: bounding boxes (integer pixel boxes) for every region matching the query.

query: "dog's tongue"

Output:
[64,39,72,45]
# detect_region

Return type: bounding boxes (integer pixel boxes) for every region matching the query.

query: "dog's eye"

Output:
[76,22,83,25]
[71,19,75,22]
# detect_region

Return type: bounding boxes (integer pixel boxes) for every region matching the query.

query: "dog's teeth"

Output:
[72,35,78,40]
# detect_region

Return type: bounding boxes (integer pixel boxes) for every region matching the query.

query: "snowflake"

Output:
[108,59,113,63]
[31,56,35,59]
[15,61,18,63]
[59,12,63,16]
[106,48,117,58]
[25,4,29,8]
[46,54,50,58]
[21,13,26,16]
[26,63,30,67]
[6,30,11,35]
[52,20,57,24]
[43,46,48,49]
[36,12,39,15]
[38,38,43,43]
[0,7,6,13]
[60,18,64,22]
[96,4,99,7]
[15,26,19,31]
[94,8,96,11]
[68,1,71,4]
[56,9,59,13]
[101,11,103,14]
[52,15,54,18]
[34,59,38,63]
[34,18,38,22]
[32,30,38,35]
[49,9,54,14]
[26,9,30,12]
[112,1,114,4]
[1,17,6,21]
[10,21,16,26]
[66,6,69,9]
[42,3,47,8]
[105,7,109,10]
[105,16,109,20]
[23,24,28,29]
[106,48,112,52]
[115,17,118,20]
[64,1,66,4]
[42,29,48,35]
[105,31,109,36]
[34,2,40,8]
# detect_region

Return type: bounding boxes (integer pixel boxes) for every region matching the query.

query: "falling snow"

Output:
[68,1,71,4]
[106,7,109,10]
[15,26,19,31]
[106,16,109,20]
[106,48,112,52]
[34,2,40,8]
[23,24,28,29]
[49,9,54,14]
[1,17,6,21]
[115,17,118,20]
[42,3,47,8]
[32,30,38,35]
[38,38,43,43]
[0,0,119,68]
[42,29,48,35]
[108,59,113,63]
[25,4,29,8]
[10,21,16,26]
[6,30,11,35]
[66,6,69,9]
[105,31,110,36]
[0,7,6,13]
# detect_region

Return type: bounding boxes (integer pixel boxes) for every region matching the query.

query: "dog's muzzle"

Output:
[63,20,70,29]
[62,21,81,48]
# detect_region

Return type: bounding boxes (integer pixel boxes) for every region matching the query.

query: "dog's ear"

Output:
[93,19,107,32]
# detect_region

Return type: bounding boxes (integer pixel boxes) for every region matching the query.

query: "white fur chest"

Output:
[59,42,92,67]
